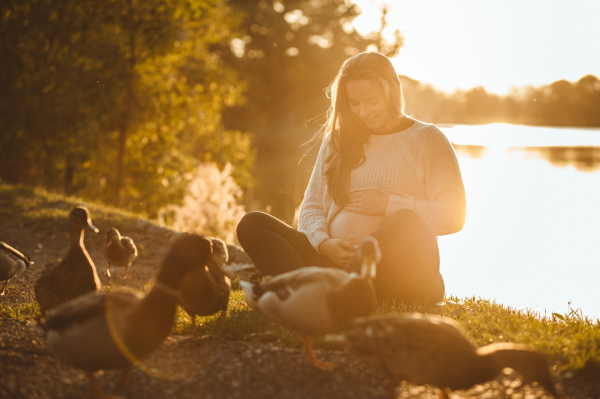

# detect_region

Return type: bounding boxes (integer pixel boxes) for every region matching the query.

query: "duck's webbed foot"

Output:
[121,263,131,279]
[86,371,125,399]
[387,378,398,399]
[1,280,7,295]
[440,388,451,399]
[189,314,198,337]
[116,366,132,389]
[105,265,112,278]
[303,336,338,370]
[214,308,228,330]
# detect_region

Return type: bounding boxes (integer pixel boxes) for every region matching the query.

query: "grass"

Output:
[0,298,40,320]
[167,291,600,373]
[1,182,599,374]
[0,183,150,238]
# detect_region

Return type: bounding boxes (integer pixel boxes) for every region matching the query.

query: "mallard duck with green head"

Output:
[240,236,380,370]
[337,313,559,399]
[0,241,33,295]
[34,205,101,314]
[178,236,231,336]
[38,233,214,399]
[102,228,138,279]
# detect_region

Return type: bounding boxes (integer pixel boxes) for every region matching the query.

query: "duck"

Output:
[103,228,138,279]
[337,313,559,399]
[178,236,231,336]
[0,241,34,295]
[240,236,380,370]
[38,233,214,399]
[34,205,101,314]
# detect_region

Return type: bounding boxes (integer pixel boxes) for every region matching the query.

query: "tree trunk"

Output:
[112,0,136,206]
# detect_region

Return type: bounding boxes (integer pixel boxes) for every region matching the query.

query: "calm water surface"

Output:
[439,124,600,320]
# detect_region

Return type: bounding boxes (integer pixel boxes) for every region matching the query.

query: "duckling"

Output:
[338,313,559,399]
[240,236,380,370]
[34,205,101,314]
[178,236,231,336]
[38,233,214,399]
[103,228,138,279]
[0,241,33,295]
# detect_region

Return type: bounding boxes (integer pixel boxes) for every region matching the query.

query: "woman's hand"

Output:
[319,238,357,266]
[345,189,389,215]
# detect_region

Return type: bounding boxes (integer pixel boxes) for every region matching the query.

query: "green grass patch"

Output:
[169,291,600,373]
[0,183,150,233]
[171,290,302,346]
[0,298,40,320]
[374,295,600,372]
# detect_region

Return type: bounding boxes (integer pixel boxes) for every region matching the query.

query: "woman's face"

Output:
[345,78,396,133]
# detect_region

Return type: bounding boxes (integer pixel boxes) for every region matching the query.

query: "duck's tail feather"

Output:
[238,280,259,309]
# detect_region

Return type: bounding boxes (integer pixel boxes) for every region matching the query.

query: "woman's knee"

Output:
[236,212,267,243]
[381,209,436,244]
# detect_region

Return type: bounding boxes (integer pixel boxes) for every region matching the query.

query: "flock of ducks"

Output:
[1,205,560,399]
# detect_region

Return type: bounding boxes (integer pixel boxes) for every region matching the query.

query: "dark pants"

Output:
[236,209,444,304]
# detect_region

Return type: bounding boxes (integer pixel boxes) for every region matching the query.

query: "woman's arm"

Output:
[386,126,467,235]
[298,136,332,250]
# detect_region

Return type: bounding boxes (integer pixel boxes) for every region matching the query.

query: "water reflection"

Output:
[452,142,600,172]
[452,144,487,159]
[511,146,600,172]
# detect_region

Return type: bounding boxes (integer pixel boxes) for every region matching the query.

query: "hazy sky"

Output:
[352,0,600,94]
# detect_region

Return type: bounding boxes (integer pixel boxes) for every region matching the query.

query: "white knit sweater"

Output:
[298,119,467,251]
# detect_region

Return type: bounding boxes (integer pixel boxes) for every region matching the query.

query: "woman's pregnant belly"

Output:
[329,209,386,246]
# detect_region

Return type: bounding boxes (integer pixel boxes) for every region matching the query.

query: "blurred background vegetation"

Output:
[1,0,599,231]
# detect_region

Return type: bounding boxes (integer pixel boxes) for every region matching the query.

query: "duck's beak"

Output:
[360,261,376,279]
[87,220,99,233]
[369,261,376,279]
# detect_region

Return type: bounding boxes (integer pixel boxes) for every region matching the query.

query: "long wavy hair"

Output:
[321,52,405,206]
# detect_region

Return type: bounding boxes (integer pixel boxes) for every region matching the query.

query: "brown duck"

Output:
[0,241,33,295]
[102,228,138,279]
[34,205,101,314]
[339,313,559,399]
[178,236,231,336]
[241,236,380,370]
[39,233,214,399]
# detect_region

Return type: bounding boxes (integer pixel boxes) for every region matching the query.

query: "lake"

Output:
[438,123,600,320]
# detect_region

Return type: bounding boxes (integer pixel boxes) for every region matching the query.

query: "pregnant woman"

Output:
[237,51,466,303]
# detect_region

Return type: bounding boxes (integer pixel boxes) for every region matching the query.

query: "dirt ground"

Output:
[1,211,598,399]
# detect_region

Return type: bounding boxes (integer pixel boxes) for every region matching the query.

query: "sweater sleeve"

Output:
[382,125,466,234]
[298,136,332,251]
[413,125,467,235]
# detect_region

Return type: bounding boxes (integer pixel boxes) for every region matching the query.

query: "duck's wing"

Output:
[120,236,138,257]
[39,292,107,332]
[179,265,230,316]
[347,314,477,385]
[0,241,32,265]
[259,267,348,292]
[40,291,137,331]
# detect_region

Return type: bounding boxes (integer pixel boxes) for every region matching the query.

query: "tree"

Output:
[219,0,402,222]
[0,0,254,216]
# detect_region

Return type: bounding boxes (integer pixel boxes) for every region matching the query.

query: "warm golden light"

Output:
[352,0,600,94]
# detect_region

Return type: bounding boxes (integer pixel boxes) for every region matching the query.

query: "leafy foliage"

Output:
[402,74,600,127]
[0,0,252,216]
[158,162,246,243]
